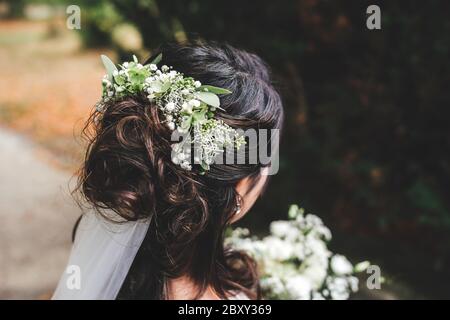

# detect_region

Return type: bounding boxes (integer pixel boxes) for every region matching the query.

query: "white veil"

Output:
[52,211,150,300]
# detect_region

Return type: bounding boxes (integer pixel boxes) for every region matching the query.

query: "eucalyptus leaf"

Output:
[196,91,224,110]
[150,53,162,65]
[101,55,118,81]
[150,80,163,92]
[197,85,232,95]
[160,81,171,93]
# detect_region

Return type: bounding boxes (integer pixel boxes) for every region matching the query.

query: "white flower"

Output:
[123,62,129,68]
[285,275,311,300]
[331,254,353,275]
[269,220,299,241]
[113,70,119,76]
[317,226,332,241]
[327,276,350,300]
[302,255,328,289]
[181,102,192,113]
[194,80,202,87]
[312,292,325,300]
[292,242,306,261]
[171,154,180,164]
[149,64,157,71]
[264,237,293,261]
[181,89,190,95]
[166,115,173,122]
[165,102,176,112]
[303,236,330,260]
[161,65,169,72]
[145,77,155,85]
[159,73,168,81]
[348,276,359,292]
[188,99,201,108]
[260,277,285,296]
[180,160,192,170]
[270,221,292,238]
[167,122,175,130]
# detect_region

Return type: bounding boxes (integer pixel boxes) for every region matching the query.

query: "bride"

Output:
[53,42,284,300]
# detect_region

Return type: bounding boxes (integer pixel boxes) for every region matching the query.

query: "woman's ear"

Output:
[231,168,269,223]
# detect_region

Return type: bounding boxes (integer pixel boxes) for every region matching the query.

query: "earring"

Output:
[235,196,242,215]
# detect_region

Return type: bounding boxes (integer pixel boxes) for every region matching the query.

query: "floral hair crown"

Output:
[97,54,245,173]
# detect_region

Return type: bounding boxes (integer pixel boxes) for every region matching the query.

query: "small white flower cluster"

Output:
[98,54,245,172]
[171,119,245,171]
[226,204,369,300]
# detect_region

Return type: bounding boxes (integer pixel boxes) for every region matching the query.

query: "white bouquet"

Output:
[226,204,369,300]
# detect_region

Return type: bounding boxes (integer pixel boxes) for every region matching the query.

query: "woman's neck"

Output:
[166,275,221,300]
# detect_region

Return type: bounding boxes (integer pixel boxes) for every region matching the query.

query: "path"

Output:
[0,127,80,299]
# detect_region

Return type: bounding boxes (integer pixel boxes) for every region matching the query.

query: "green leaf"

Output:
[201,162,210,171]
[288,204,299,219]
[128,68,148,88]
[101,55,118,81]
[114,75,125,85]
[149,80,163,92]
[354,261,371,273]
[181,116,193,129]
[197,85,232,95]
[196,91,224,110]
[160,81,171,93]
[192,110,207,123]
[150,53,162,65]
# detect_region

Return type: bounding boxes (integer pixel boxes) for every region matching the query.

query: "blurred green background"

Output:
[1,0,449,299]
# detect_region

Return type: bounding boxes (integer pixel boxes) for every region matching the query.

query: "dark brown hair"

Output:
[75,42,283,299]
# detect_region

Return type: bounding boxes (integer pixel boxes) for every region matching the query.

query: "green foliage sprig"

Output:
[98,54,245,172]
